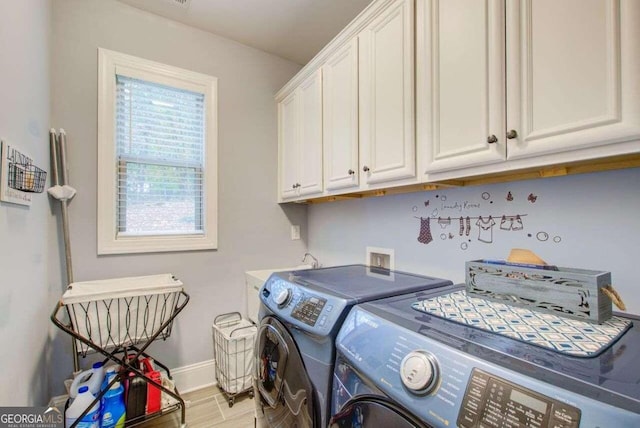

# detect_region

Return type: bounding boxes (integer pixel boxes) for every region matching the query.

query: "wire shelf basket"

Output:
[212,312,257,407]
[8,162,47,193]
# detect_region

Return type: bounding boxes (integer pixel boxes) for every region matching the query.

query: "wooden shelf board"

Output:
[297,154,640,204]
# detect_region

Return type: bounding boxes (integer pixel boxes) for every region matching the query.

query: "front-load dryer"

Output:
[254,264,452,427]
[331,283,640,428]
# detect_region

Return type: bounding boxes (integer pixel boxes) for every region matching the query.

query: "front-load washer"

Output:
[331,283,640,427]
[254,264,453,427]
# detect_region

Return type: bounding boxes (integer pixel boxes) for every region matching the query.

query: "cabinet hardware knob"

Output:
[348,169,355,175]
[296,183,301,188]
[363,166,370,172]
[506,129,518,139]
[487,134,498,144]
[292,184,296,189]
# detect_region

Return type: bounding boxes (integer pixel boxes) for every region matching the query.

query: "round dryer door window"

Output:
[329,395,432,428]
[255,316,314,428]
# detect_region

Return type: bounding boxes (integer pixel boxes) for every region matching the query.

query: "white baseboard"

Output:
[48,359,217,407]
[170,359,216,394]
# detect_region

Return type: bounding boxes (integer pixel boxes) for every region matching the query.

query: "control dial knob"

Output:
[400,350,439,394]
[274,288,292,307]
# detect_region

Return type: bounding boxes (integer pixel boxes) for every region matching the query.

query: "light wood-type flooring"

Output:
[141,385,255,428]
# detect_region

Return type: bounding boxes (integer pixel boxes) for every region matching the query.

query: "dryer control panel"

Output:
[260,274,347,335]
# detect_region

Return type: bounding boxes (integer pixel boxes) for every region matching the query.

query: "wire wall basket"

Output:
[8,162,47,193]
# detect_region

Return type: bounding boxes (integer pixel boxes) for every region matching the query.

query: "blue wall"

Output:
[308,167,640,315]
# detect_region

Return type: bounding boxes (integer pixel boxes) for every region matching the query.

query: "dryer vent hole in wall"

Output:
[366,247,394,270]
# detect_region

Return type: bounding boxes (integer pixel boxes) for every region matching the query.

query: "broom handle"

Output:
[56,129,79,372]
[58,130,74,285]
[49,129,59,186]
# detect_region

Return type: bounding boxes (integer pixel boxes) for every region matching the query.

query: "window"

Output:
[98,48,217,254]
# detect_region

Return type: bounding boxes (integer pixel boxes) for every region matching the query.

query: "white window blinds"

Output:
[115,74,205,236]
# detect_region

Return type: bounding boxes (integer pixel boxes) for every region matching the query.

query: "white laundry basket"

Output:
[212,312,257,407]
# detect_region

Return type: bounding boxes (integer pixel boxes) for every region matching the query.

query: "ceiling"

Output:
[117,0,374,65]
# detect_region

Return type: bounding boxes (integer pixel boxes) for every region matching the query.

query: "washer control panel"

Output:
[261,274,347,335]
[292,296,327,326]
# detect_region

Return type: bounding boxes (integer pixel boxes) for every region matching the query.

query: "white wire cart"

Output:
[212,312,257,407]
[51,274,190,428]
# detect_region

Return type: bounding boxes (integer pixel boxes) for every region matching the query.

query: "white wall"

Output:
[308,168,640,315]
[50,0,306,395]
[0,0,52,405]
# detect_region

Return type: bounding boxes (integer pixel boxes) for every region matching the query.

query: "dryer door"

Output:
[329,395,432,428]
[255,316,314,428]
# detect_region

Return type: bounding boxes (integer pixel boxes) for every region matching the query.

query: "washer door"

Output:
[329,395,432,428]
[255,316,314,428]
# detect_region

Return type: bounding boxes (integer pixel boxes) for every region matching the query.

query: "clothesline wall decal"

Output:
[411,190,562,251]
[412,214,529,220]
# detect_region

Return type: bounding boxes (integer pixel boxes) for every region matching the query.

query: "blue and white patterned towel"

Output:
[412,290,632,357]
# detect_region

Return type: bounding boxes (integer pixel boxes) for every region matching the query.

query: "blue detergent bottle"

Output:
[101,375,126,428]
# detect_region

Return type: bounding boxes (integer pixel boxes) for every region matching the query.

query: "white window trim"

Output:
[97,48,218,255]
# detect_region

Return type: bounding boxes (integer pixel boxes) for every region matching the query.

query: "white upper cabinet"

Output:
[278,91,299,200]
[277,70,323,200]
[323,39,360,191]
[418,0,506,174]
[297,70,324,197]
[506,0,640,160]
[418,0,640,177]
[359,0,415,185]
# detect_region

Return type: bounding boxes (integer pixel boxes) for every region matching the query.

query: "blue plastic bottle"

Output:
[100,377,126,428]
[101,365,119,392]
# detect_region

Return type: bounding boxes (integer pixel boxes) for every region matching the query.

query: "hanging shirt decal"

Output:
[476,216,496,243]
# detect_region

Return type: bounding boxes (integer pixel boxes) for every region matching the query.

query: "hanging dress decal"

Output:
[417,217,433,244]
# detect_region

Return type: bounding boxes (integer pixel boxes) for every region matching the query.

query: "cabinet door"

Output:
[278,91,299,200]
[297,70,324,197]
[417,0,506,174]
[359,0,415,185]
[323,39,359,191]
[506,0,640,160]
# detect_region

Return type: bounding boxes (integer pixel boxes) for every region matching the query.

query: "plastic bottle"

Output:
[101,365,119,392]
[101,378,126,428]
[70,362,105,398]
[66,386,101,428]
